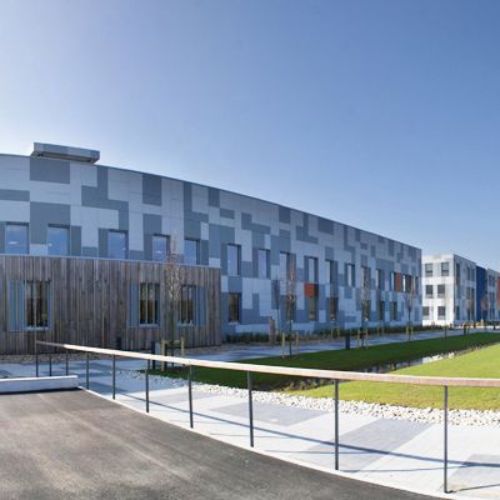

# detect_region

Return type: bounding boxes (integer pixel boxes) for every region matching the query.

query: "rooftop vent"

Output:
[31,142,100,164]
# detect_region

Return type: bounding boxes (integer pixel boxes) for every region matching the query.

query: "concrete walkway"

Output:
[2,351,500,499]
[185,329,467,362]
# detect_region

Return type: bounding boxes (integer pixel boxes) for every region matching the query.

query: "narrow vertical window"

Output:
[228,293,241,323]
[26,281,50,328]
[152,235,169,262]
[184,239,200,265]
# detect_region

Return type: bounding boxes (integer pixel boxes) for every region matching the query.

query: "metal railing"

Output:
[35,340,500,494]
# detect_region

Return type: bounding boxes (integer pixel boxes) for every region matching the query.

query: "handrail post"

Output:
[247,372,254,448]
[65,350,69,376]
[86,352,90,389]
[49,353,52,377]
[334,379,339,470]
[35,345,39,378]
[145,360,150,413]
[112,355,116,399]
[444,386,449,494]
[188,365,194,428]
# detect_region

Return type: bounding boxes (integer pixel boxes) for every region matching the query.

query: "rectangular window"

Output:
[307,295,317,321]
[376,269,384,290]
[455,263,461,285]
[257,249,270,279]
[26,281,50,329]
[391,301,398,321]
[345,263,355,287]
[108,230,127,259]
[361,266,371,289]
[184,239,200,265]
[441,262,450,277]
[47,226,69,256]
[228,292,241,323]
[326,260,337,285]
[305,256,318,283]
[5,224,28,254]
[378,300,385,321]
[179,285,195,324]
[455,306,460,319]
[425,285,433,298]
[423,306,430,318]
[280,252,295,282]
[362,300,371,321]
[437,284,446,298]
[438,306,446,318]
[328,296,338,322]
[227,244,241,276]
[139,283,160,325]
[152,235,169,262]
[424,263,433,277]
[403,274,413,293]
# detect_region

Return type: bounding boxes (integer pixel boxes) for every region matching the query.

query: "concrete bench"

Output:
[0,375,78,394]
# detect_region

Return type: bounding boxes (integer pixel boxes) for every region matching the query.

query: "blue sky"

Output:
[1,0,499,267]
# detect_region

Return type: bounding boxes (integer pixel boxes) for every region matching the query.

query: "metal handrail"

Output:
[34,340,500,495]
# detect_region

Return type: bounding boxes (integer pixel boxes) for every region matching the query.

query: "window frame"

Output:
[25,280,50,330]
[139,283,160,326]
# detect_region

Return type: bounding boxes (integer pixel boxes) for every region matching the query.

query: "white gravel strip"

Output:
[122,369,500,427]
[195,383,500,428]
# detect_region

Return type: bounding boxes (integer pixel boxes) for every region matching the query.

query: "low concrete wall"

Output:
[0,376,79,394]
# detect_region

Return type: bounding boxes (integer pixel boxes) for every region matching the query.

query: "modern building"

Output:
[422,254,500,326]
[0,143,422,354]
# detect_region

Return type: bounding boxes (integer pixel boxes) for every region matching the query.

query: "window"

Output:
[424,263,433,277]
[26,281,50,329]
[361,266,371,289]
[227,244,241,276]
[152,235,169,262]
[139,283,160,325]
[5,224,28,254]
[108,231,127,259]
[345,263,355,287]
[378,300,385,321]
[328,296,338,322]
[47,226,69,256]
[441,262,450,277]
[455,263,461,285]
[438,306,446,318]
[425,285,433,298]
[376,269,384,290]
[179,285,195,324]
[403,274,413,293]
[257,249,270,279]
[307,295,317,321]
[326,260,337,285]
[228,293,241,323]
[362,300,371,321]
[184,239,200,265]
[305,256,318,283]
[391,301,398,321]
[455,306,460,319]
[437,284,445,298]
[280,252,294,282]
[423,306,430,318]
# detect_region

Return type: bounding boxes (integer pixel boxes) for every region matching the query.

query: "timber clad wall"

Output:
[0,256,221,355]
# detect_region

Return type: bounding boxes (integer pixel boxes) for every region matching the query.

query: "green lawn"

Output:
[292,342,500,410]
[150,333,500,395]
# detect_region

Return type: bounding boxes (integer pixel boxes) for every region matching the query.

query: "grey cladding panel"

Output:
[30,158,70,184]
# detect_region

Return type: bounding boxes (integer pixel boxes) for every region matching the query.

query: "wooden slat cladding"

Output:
[0,256,221,355]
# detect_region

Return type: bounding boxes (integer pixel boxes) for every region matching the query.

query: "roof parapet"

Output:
[31,142,100,164]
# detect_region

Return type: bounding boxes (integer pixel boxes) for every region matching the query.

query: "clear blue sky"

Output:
[1,1,499,267]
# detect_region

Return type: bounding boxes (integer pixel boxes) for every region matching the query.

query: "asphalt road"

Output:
[0,389,432,500]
